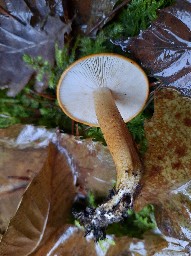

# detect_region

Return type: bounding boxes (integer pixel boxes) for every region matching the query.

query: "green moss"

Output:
[104,0,175,38]
[127,112,150,154]
[23,40,78,90]
[0,87,71,129]
[107,204,156,238]
[79,32,108,56]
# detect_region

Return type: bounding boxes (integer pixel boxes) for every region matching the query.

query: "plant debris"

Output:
[0,125,116,237]
[1,0,191,253]
[0,142,76,255]
[115,0,191,96]
[135,88,191,242]
[68,0,119,35]
[0,0,71,96]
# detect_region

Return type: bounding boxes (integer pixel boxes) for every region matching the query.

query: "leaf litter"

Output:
[0,0,71,96]
[1,0,191,254]
[68,0,119,35]
[0,124,52,236]
[115,0,191,97]
[0,142,76,255]
[1,88,191,254]
[134,88,191,245]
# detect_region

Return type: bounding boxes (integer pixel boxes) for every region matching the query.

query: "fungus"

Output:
[57,53,149,240]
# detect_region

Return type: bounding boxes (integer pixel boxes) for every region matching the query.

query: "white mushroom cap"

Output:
[57,53,149,126]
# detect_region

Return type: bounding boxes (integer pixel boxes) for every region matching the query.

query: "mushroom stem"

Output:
[74,87,143,241]
[94,87,142,193]
[57,53,148,241]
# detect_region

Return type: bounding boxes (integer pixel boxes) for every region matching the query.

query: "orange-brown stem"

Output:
[75,87,143,241]
[93,87,142,193]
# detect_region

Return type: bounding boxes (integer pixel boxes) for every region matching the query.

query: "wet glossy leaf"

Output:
[0,125,53,235]
[0,125,115,255]
[116,0,191,96]
[108,231,190,255]
[0,125,116,251]
[32,225,97,256]
[0,0,71,96]
[134,89,191,242]
[29,225,190,255]
[2,91,191,254]
[0,142,76,255]
[59,134,116,197]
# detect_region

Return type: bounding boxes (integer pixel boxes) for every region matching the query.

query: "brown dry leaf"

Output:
[31,225,97,256]
[0,142,76,255]
[0,125,117,255]
[0,124,116,238]
[59,134,116,197]
[29,225,190,255]
[134,88,191,242]
[108,231,190,256]
[116,0,191,96]
[0,125,53,235]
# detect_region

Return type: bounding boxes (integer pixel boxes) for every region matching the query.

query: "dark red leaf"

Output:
[115,0,191,96]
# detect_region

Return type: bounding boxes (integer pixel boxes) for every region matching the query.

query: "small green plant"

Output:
[81,126,106,145]
[0,86,71,129]
[22,33,108,93]
[107,204,156,238]
[79,32,108,56]
[74,220,84,230]
[22,55,51,83]
[104,0,175,38]
[98,237,116,252]
[127,113,149,154]
[87,191,97,208]
[23,41,79,90]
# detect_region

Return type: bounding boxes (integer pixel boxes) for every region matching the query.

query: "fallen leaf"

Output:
[59,134,116,197]
[0,142,76,255]
[108,231,190,256]
[68,0,118,35]
[0,124,116,238]
[27,225,191,256]
[115,0,191,96]
[0,124,54,235]
[0,124,117,252]
[24,0,65,17]
[31,225,97,256]
[0,0,71,96]
[134,88,191,242]
[2,92,191,253]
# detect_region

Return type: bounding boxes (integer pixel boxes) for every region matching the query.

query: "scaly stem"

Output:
[94,87,142,193]
[75,87,142,241]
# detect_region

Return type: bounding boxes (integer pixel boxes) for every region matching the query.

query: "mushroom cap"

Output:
[57,53,149,127]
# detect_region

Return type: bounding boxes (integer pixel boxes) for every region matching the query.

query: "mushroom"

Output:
[57,53,149,240]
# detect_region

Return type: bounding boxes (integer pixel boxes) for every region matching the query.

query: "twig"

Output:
[86,0,132,36]
[144,82,163,109]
